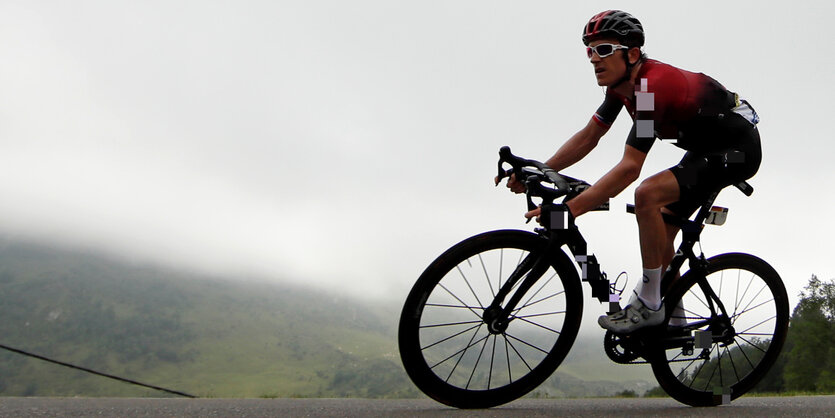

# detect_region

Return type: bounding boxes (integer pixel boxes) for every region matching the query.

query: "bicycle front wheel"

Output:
[398,230,583,408]
[650,253,789,406]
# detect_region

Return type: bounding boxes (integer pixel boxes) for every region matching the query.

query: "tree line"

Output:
[754,275,835,393]
[643,275,835,396]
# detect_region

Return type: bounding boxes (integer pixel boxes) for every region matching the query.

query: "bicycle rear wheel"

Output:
[398,230,583,408]
[649,253,789,406]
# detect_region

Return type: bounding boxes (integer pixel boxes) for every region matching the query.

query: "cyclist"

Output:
[500,10,761,333]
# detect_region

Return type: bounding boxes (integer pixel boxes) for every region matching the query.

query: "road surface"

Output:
[0,396,833,417]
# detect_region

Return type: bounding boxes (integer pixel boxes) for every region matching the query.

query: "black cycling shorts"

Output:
[666,114,762,218]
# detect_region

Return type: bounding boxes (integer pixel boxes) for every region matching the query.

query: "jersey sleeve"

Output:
[592,91,623,128]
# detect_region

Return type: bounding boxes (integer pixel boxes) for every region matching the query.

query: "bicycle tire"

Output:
[398,230,583,408]
[649,253,789,406]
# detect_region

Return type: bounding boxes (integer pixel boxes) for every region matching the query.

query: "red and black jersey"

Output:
[592,59,752,153]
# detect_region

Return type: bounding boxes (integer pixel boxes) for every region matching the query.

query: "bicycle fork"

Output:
[481,240,556,334]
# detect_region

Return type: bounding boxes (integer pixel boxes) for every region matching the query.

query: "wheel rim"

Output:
[660,265,782,397]
[416,246,571,392]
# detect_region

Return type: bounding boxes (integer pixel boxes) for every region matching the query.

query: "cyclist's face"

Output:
[589,38,627,87]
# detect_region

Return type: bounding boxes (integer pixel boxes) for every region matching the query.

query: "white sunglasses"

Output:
[586,43,630,58]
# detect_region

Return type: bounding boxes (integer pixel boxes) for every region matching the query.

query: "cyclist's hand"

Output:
[495,173,526,194]
[525,206,542,224]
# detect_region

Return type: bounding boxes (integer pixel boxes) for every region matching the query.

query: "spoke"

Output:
[505,332,550,355]
[737,332,774,336]
[421,323,481,350]
[512,316,563,335]
[456,265,484,308]
[733,269,741,319]
[735,283,768,324]
[681,305,707,320]
[669,352,682,362]
[689,287,711,311]
[688,345,714,389]
[733,339,756,370]
[429,325,485,371]
[478,253,496,298]
[678,355,701,386]
[725,345,740,384]
[513,289,566,315]
[488,335,497,390]
[420,319,483,329]
[514,310,567,320]
[731,298,774,323]
[719,269,724,301]
[465,333,490,389]
[438,283,483,319]
[734,271,756,319]
[504,335,512,383]
[516,250,526,267]
[504,334,533,372]
[704,345,720,392]
[736,334,768,354]
[515,271,559,316]
[718,343,725,389]
[425,302,482,310]
[738,315,777,335]
[441,329,489,381]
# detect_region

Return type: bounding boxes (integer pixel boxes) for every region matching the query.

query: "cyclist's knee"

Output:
[635,174,679,215]
[634,182,661,213]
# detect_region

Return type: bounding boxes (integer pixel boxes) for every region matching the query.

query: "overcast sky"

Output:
[0,1,832,317]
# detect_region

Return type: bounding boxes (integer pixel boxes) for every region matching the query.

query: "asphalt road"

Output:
[0,396,835,418]
[0,396,833,417]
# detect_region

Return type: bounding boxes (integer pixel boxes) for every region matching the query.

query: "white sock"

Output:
[634,266,662,310]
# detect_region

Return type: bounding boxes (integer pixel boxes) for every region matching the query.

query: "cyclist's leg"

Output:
[634,170,681,274]
[659,211,680,289]
[599,171,680,333]
[632,170,681,311]
[625,214,685,324]
[659,217,687,325]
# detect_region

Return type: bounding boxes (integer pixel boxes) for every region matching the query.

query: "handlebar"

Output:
[497,146,570,191]
[496,146,575,211]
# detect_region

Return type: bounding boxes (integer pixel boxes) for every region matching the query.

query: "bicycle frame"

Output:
[487,187,737,339]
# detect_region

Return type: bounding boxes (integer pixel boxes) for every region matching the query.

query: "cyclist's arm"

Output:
[544,117,609,172]
[566,143,646,217]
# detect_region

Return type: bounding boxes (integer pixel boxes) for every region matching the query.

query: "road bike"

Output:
[398,146,789,408]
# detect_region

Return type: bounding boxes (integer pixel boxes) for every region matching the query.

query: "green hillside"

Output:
[0,241,653,398]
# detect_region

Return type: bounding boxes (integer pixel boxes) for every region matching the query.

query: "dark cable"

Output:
[0,342,196,398]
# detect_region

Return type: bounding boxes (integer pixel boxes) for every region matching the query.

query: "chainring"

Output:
[603,330,642,364]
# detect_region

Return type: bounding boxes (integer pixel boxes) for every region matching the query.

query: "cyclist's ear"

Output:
[627,47,642,65]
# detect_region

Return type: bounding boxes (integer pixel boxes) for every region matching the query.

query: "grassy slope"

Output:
[0,241,653,398]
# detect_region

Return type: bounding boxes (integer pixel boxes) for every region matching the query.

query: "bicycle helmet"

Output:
[582,10,644,47]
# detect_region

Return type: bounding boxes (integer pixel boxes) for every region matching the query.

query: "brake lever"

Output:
[524,178,539,224]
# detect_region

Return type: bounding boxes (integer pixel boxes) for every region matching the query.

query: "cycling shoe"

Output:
[598,297,664,334]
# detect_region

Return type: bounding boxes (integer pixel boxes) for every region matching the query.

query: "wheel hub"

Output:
[483,306,509,334]
[709,316,736,346]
